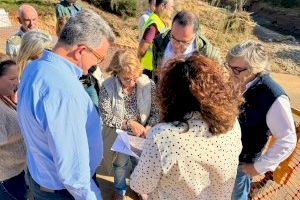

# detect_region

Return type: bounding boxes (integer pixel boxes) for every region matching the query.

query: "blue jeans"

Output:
[113,153,138,196]
[27,171,74,200]
[0,171,27,200]
[231,165,252,200]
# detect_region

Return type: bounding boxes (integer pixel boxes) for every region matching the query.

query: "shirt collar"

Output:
[41,50,83,78]
[165,39,196,58]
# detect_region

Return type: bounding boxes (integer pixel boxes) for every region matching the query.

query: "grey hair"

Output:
[227,40,270,74]
[58,9,115,48]
[18,4,38,19]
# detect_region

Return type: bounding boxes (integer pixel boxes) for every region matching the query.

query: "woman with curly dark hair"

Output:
[130,55,243,200]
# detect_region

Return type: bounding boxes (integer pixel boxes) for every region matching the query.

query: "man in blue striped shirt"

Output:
[17,9,115,200]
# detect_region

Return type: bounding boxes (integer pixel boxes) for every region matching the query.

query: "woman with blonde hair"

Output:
[226,40,296,200]
[99,49,159,200]
[16,31,52,77]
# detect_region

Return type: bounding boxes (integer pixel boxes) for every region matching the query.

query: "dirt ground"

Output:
[0,2,299,199]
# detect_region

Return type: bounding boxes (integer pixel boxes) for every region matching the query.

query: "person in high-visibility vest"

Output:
[138,0,156,42]
[137,0,174,78]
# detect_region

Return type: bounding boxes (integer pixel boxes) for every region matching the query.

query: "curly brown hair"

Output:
[158,55,242,135]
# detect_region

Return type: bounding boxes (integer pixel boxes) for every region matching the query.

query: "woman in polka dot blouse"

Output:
[130,55,243,200]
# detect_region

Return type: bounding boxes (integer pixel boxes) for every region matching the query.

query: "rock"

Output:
[253,24,296,43]
[0,8,12,27]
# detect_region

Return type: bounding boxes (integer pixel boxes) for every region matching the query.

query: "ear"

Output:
[73,44,86,62]
[17,17,22,24]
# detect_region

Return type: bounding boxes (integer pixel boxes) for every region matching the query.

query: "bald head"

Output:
[18,4,38,32]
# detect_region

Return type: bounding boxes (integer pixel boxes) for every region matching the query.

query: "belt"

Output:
[39,185,69,194]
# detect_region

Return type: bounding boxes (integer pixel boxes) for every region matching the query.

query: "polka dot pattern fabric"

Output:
[130,112,242,200]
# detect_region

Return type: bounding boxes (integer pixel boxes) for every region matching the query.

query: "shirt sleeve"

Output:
[42,92,101,200]
[98,86,123,129]
[147,81,160,126]
[254,95,297,174]
[130,130,162,194]
[6,38,20,58]
[138,15,146,41]
[142,25,158,43]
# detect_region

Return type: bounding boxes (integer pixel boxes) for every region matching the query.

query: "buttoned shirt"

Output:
[130,112,242,200]
[17,50,103,200]
[245,77,296,174]
[162,40,195,67]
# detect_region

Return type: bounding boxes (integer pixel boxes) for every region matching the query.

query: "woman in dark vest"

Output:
[227,40,297,200]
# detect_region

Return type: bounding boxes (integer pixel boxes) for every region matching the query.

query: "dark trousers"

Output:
[27,172,74,200]
[0,171,27,200]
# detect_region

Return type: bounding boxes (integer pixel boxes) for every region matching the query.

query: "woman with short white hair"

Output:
[227,40,297,200]
[16,31,52,78]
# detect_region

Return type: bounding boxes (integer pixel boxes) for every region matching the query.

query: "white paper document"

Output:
[111,129,146,158]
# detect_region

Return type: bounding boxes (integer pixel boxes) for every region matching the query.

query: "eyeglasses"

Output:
[224,62,248,75]
[171,34,194,47]
[84,45,105,65]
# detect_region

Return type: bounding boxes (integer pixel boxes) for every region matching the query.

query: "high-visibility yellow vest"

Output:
[141,12,167,71]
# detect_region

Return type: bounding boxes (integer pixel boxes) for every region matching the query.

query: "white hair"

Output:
[58,9,115,48]
[227,40,270,74]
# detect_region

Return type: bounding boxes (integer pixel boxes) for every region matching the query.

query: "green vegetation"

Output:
[87,0,139,17]
[0,0,56,15]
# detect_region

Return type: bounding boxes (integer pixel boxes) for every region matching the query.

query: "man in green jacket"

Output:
[55,0,81,35]
[152,10,221,80]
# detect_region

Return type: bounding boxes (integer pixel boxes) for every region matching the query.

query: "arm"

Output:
[137,25,157,59]
[137,40,151,59]
[254,95,297,174]
[98,86,124,129]
[130,130,162,193]
[147,81,160,127]
[43,92,101,199]
[6,36,21,58]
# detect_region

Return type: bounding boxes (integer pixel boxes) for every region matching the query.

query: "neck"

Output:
[53,44,79,66]
[20,26,27,33]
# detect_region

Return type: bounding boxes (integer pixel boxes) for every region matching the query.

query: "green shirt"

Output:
[55,0,81,18]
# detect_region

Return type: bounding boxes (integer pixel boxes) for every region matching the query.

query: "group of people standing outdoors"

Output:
[0,0,297,200]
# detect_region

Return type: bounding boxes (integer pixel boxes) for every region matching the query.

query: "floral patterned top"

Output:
[99,80,159,130]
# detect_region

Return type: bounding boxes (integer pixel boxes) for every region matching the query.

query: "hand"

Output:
[128,120,146,137]
[140,126,151,138]
[241,163,260,177]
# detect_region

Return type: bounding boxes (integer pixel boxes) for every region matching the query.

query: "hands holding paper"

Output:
[128,120,151,138]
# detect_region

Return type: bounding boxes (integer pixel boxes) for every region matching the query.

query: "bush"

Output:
[86,0,137,17]
[222,12,252,34]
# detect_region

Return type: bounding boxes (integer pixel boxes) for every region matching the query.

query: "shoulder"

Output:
[195,33,221,62]
[253,74,286,98]
[147,122,180,139]
[7,35,22,45]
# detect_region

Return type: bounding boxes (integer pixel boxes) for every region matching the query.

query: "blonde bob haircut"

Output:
[106,49,142,77]
[227,40,270,75]
[16,31,52,77]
